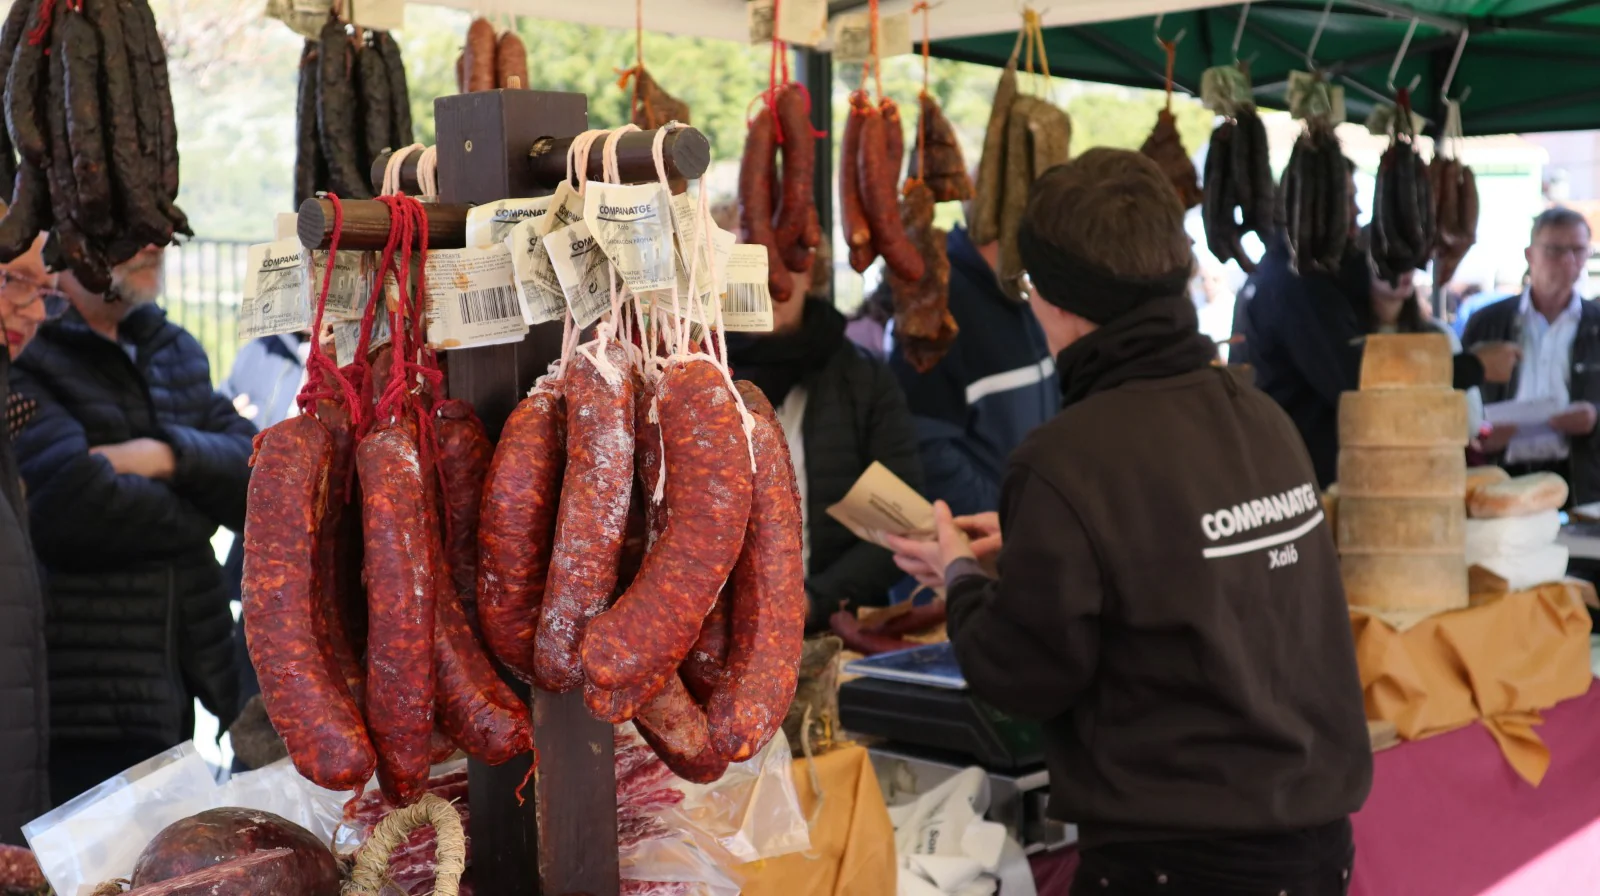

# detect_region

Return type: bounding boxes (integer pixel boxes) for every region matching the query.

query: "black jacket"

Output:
[729,301,924,626]
[0,347,48,844]
[888,227,1057,516]
[1463,294,1600,504]
[11,304,253,747]
[948,295,1371,846]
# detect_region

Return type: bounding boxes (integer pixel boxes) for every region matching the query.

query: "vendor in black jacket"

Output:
[890,150,1372,895]
[10,245,253,804]
[729,263,923,628]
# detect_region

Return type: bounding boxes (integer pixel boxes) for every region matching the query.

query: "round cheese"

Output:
[1341,552,1468,613]
[1338,447,1464,498]
[1359,333,1453,390]
[1466,472,1569,519]
[1336,496,1464,553]
[1338,389,1468,448]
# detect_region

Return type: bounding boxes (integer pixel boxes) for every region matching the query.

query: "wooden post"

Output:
[430,88,620,896]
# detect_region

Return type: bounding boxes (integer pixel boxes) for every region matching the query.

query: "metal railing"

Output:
[157,238,252,386]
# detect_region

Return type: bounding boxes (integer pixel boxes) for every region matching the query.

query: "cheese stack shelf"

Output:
[1336,334,1469,620]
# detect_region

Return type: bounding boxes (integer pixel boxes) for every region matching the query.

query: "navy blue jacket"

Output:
[10,304,253,747]
[888,227,1058,516]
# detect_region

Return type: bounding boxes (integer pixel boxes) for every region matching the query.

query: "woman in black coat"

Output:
[726,270,924,629]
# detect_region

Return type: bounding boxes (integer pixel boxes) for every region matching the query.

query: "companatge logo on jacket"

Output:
[1199,483,1323,562]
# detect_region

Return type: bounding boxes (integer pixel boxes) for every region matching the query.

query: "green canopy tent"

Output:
[927,0,1600,136]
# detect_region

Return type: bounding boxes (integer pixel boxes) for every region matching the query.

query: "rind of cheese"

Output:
[1359,333,1453,390]
[1341,552,1468,613]
[1338,447,1464,498]
[1467,472,1569,519]
[1338,389,1468,448]
[1336,496,1464,553]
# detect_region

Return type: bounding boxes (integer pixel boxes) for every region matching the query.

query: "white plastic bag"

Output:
[665,727,811,864]
[887,767,1036,896]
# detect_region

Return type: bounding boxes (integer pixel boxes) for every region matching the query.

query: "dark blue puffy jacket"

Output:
[10,304,253,748]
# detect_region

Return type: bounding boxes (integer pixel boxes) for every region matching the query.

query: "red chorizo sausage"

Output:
[477,382,565,685]
[357,423,437,805]
[773,83,815,272]
[738,109,792,304]
[635,676,729,784]
[829,609,917,655]
[535,342,636,693]
[859,109,925,283]
[584,668,670,724]
[243,416,376,792]
[707,383,806,760]
[463,18,496,92]
[880,97,905,187]
[434,399,492,635]
[580,358,753,690]
[681,590,729,704]
[312,394,363,703]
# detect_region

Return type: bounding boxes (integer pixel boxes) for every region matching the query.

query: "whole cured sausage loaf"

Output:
[635,676,729,784]
[496,30,528,89]
[535,343,636,692]
[680,590,729,704]
[114,849,299,896]
[581,358,753,690]
[435,399,492,631]
[858,108,925,283]
[477,382,565,684]
[772,83,815,268]
[243,416,376,791]
[737,109,791,304]
[131,808,340,895]
[358,423,437,804]
[708,383,805,760]
[463,17,495,92]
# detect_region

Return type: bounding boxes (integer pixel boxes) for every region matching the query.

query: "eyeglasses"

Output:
[1536,244,1590,261]
[0,270,67,317]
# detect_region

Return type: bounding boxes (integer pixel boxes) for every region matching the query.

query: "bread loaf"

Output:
[1359,333,1453,390]
[1338,447,1464,498]
[1466,472,1568,519]
[1341,552,1467,613]
[1336,497,1463,554]
[1339,389,1467,448]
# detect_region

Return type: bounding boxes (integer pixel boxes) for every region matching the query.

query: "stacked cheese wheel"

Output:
[1336,334,1469,620]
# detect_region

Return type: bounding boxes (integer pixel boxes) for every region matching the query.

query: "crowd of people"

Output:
[0,144,1593,895]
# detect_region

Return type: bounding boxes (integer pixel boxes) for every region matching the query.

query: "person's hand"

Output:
[1551,401,1598,437]
[1470,341,1521,384]
[90,437,176,479]
[952,511,1002,573]
[885,501,976,590]
[231,392,259,421]
[1474,423,1518,456]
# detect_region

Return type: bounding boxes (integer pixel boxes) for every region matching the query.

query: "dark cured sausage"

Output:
[0,162,46,261]
[737,109,791,304]
[581,358,753,690]
[5,0,46,169]
[313,395,363,702]
[375,32,412,148]
[116,849,299,896]
[130,808,340,894]
[358,423,436,805]
[85,0,169,245]
[681,590,729,704]
[294,40,320,211]
[434,398,492,633]
[358,38,393,177]
[635,676,728,784]
[708,383,804,760]
[772,83,814,271]
[60,8,110,235]
[0,0,32,203]
[318,20,373,199]
[132,0,181,208]
[478,383,565,684]
[535,342,635,693]
[859,108,925,283]
[243,415,376,792]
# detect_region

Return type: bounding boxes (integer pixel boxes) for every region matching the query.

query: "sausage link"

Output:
[496,30,528,89]
[357,424,437,805]
[0,161,46,261]
[829,608,916,655]
[294,40,320,210]
[478,384,565,684]
[772,83,815,269]
[318,20,373,199]
[707,383,805,760]
[535,343,636,692]
[358,37,393,177]
[313,395,364,702]
[5,0,46,169]
[464,18,495,92]
[737,109,791,303]
[117,0,175,243]
[86,0,170,245]
[580,358,752,690]
[858,108,925,283]
[132,0,181,207]
[584,668,670,724]
[244,416,376,791]
[880,97,904,186]
[635,676,729,784]
[375,32,412,148]
[61,7,111,235]
[0,0,32,203]
[681,589,729,704]
[434,398,492,634]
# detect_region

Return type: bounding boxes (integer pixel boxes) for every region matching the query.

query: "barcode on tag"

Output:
[721,244,774,332]
[724,282,767,314]
[459,285,520,325]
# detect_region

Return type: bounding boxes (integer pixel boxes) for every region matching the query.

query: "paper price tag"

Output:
[506,217,568,326]
[543,221,614,330]
[333,313,391,368]
[542,181,586,236]
[833,10,912,64]
[720,244,775,332]
[304,250,374,321]
[348,0,404,32]
[584,183,676,293]
[423,244,528,350]
[748,0,774,44]
[238,238,311,341]
[466,196,554,248]
[274,213,299,242]
[777,0,827,47]
[265,0,330,40]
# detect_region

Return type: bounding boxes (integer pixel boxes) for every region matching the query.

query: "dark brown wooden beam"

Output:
[295,197,469,251]
[527,126,710,189]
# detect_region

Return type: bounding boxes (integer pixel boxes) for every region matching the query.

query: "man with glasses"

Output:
[0,233,57,844]
[8,244,254,803]
[1464,207,1599,505]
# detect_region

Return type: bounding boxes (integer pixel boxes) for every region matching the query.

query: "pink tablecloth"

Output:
[1032,682,1600,896]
